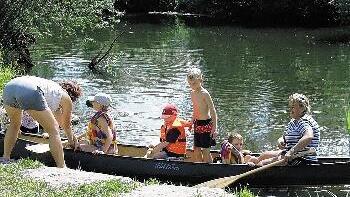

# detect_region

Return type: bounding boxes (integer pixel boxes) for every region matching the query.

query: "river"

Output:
[31,20,350,196]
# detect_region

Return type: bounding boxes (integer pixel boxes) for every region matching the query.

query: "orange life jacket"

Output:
[86,111,117,149]
[160,118,188,155]
[160,118,191,142]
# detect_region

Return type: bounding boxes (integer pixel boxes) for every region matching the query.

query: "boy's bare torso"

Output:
[191,88,210,120]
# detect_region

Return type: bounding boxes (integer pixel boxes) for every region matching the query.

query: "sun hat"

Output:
[87,93,112,107]
[161,103,178,119]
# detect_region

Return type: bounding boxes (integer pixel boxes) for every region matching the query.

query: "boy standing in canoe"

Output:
[187,68,218,163]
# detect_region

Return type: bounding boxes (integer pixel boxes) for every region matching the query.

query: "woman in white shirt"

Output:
[1,76,82,167]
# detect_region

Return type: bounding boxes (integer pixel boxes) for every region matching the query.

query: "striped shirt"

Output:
[284,114,320,162]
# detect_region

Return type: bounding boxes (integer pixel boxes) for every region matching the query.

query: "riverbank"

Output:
[114,0,350,27]
[1,159,250,196]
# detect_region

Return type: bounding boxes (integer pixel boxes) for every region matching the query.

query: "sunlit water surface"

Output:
[31,22,350,196]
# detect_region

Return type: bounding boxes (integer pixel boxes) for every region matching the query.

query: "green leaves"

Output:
[346,108,350,134]
[0,66,15,93]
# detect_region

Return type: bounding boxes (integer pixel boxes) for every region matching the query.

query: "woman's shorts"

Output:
[2,78,48,111]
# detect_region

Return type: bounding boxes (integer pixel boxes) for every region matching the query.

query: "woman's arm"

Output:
[286,127,314,156]
[58,93,76,147]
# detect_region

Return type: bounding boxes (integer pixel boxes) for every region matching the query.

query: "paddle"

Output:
[194,148,316,188]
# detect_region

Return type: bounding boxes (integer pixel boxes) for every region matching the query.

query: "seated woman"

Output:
[257,93,320,166]
[78,93,118,155]
[220,133,257,165]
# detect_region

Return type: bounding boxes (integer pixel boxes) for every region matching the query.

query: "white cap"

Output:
[87,93,111,107]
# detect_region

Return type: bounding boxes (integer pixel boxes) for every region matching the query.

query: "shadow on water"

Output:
[316,33,350,45]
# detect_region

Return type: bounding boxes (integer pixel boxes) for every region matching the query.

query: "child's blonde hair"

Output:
[187,68,203,80]
[227,133,243,144]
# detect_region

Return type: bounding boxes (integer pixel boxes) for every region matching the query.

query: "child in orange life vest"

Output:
[146,103,191,159]
[78,93,118,155]
[221,133,257,165]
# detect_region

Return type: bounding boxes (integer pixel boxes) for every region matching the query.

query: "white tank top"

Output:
[26,76,65,112]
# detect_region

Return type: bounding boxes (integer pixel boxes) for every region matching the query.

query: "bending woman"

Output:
[1,76,82,167]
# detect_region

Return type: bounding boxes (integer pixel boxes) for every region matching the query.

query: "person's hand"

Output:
[284,148,295,161]
[144,147,154,158]
[42,133,49,139]
[68,135,79,151]
[187,120,193,131]
[277,138,286,149]
[211,131,218,139]
[92,150,105,155]
[62,141,70,148]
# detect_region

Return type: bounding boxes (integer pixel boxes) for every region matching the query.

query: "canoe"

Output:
[0,132,349,187]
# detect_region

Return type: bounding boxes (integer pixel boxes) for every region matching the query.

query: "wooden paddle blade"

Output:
[25,144,50,153]
[194,148,317,188]
[195,159,286,188]
[194,176,238,188]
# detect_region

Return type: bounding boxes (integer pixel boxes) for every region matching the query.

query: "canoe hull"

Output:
[1,133,349,186]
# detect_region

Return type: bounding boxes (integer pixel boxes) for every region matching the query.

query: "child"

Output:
[78,93,118,155]
[20,111,39,134]
[221,133,257,165]
[187,68,218,163]
[146,103,191,159]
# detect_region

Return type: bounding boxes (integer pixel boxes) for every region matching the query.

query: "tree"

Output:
[0,0,115,72]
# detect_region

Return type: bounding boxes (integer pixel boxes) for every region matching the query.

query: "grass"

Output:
[346,108,350,134]
[0,159,256,196]
[237,187,256,197]
[0,159,138,196]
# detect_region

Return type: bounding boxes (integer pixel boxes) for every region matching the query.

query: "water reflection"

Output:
[31,23,350,156]
[30,21,350,195]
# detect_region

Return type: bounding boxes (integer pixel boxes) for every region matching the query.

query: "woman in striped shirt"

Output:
[257,93,320,166]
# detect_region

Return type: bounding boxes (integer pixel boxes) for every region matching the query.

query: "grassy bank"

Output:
[0,159,138,196]
[0,159,256,196]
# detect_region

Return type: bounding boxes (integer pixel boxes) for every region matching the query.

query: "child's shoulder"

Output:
[192,87,210,95]
[96,112,112,121]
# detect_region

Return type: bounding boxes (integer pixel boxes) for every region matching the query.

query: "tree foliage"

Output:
[115,0,348,27]
[0,0,115,71]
